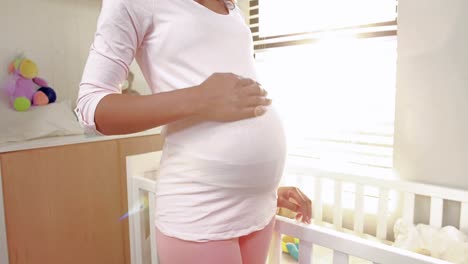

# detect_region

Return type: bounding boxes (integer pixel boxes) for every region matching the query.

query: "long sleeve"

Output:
[75,0,154,135]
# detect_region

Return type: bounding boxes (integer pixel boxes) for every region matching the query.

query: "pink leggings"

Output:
[155,217,275,264]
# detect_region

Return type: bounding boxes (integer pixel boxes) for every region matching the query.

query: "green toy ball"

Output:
[14,97,31,112]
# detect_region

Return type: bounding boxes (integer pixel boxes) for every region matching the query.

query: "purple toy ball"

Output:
[38,87,57,103]
[33,77,48,87]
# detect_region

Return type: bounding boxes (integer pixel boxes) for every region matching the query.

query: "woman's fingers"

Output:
[239,106,267,119]
[242,83,268,96]
[244,96,272,107]
[237,77,256,86]
[277,197,300,212]
[288,187,312,224]
[197,73,271,122]
[296,188,313,223]
[278,187,313,224]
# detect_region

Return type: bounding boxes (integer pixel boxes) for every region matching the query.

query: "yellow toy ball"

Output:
[282,235,295,244]
[282,241,289,253]
[19,59,38,79]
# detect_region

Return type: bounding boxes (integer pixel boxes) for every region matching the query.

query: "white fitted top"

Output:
[75,0,286,241]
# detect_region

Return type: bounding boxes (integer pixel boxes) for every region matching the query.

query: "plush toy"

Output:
[393,219,468,263]
[282,235,300,261]
[4,56,56,111]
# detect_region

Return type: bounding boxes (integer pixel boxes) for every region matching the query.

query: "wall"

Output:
[394,0,468,226]
[238,0,249,21]
[0,0,252,104]
[394,0,468,190]
[0,0,150,107]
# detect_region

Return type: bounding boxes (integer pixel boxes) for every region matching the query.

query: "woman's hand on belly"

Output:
[195,73,272,122]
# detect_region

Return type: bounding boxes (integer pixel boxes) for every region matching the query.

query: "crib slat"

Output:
[376,188,389,240]
[133,189,145,264]
[460,202,468,234]
[403,192,415,224]
[429,197,443,228]
[354,184,364,234]
[298,241,313,264]
[148,192,158,264]
[267,230,281,264]
[334,181,343,229]
[314,177,323,223]
[333,250,349,264]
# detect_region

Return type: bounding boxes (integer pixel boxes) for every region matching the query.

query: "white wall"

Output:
[0,0,150,106]
[237,0,249,20]
[394,0,468,190]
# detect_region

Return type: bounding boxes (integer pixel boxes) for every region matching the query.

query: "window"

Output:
[250,0,398,213]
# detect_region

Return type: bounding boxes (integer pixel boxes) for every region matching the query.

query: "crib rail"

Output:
[268,216,452,264]
[305,169,468,238]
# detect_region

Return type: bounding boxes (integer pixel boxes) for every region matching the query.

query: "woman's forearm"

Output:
[95,86,201,135]
[92,73,271,135]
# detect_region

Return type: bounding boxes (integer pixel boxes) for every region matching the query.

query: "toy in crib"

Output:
[4,56,56,111]
[393,219,468,264]
[282,235,300,261]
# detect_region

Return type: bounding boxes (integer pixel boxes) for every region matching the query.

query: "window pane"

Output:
[255,36,397,176]
[259,0,397,37]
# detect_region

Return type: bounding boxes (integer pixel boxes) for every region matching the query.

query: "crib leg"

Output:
[268,230,281,264]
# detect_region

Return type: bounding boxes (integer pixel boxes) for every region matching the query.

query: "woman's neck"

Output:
[195,0,229,15]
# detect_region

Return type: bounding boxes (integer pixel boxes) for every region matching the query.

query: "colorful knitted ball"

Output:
[14,97,31,112]
[33,91,49,106]
[13,58,22,70]
[38,87,56,103]
[8,62,15,74]
[19,59,38,79]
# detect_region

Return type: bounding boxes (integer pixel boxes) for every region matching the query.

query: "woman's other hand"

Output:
[196,73,272,122]
[277,186,312,224]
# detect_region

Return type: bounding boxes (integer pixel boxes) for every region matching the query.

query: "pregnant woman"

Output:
[75,0,312,263]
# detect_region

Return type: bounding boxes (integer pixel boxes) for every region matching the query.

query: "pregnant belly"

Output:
[159,106,287,189]
[163,106,286,164]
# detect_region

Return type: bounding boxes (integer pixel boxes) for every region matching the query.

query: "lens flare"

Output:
[119,197,149,221]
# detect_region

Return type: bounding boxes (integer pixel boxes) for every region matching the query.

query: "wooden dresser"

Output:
[0,133,163,264]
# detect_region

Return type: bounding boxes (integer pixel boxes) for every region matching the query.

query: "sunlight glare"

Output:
[259,0,397,37]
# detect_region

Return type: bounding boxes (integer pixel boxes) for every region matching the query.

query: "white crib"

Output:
[125,151,468,264]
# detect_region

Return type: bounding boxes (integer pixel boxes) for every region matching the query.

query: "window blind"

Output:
[250,0,398,178]
[250,0,397,52]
